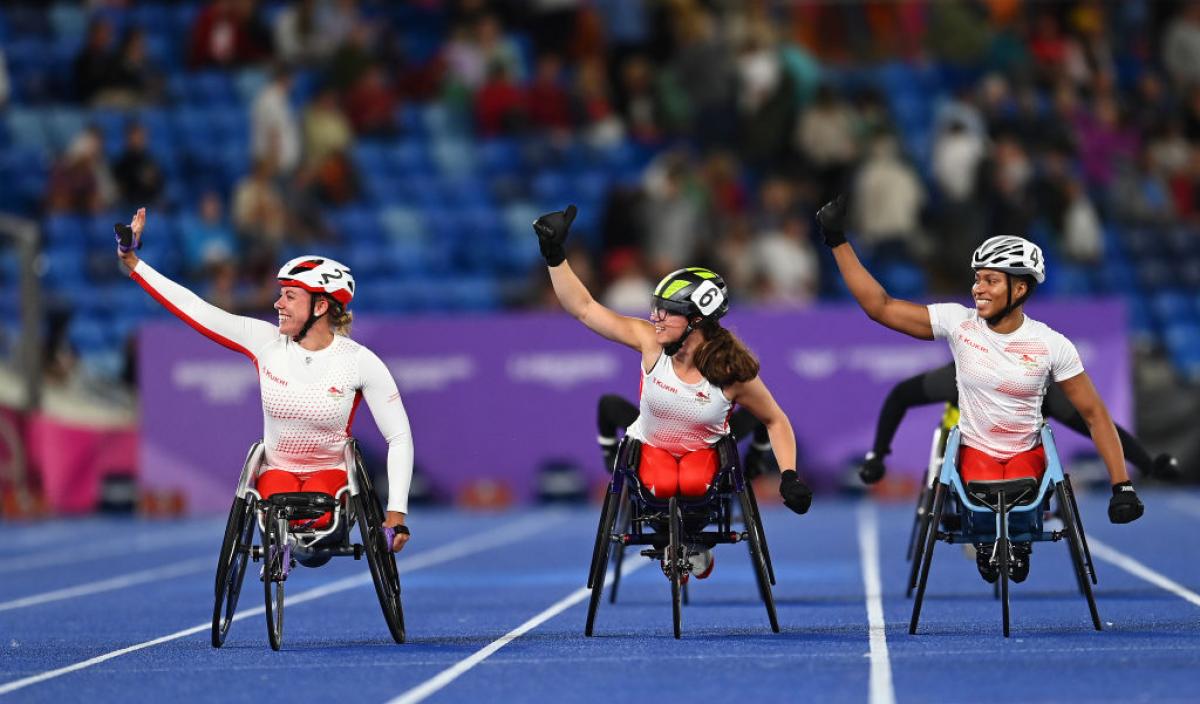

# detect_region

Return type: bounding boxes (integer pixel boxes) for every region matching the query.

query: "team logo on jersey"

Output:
[1018,353,1039,370]
[327,386,346,398]
[695,391,712,405]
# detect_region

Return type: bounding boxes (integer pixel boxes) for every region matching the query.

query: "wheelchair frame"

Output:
[211,439,405,650]
[585,435,779,639]
[908,425,1101,637]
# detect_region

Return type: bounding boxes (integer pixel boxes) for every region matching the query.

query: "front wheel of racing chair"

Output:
[908,426,1102,637]
[262,505,288,650]
[212,443,265,648]
[906,404,958,598]
[349,440,406,644]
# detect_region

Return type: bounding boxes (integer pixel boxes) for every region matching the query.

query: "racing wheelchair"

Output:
[211,440,405,650]
[908,425,1101,637]
[904,403,959,596]
[585,434,779,639]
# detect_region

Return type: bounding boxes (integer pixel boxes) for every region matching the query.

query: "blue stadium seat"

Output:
[379,206,426,242]
[44,214,86,245]
[7,107,52,156]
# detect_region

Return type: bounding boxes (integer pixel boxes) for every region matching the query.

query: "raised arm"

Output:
[729,376,811,515]
[359,349,415,552]
[118,208,276,358]
[1056,371,1143,524]
[534,205,657,354]
[816,197,934,341]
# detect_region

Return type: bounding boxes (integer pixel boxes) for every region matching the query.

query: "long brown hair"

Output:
[693,320,759,388]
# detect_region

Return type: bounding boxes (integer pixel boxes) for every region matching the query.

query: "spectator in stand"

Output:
[853,133,925,264]
[736,25,797,171]
[112,121,165,208]
[573,56,624,147]
[1060,178,1104,264]
[639,151,709,275]
[1073,95,1138,192]
[328,20,376,92]
[1163,1,1200,91]
[46,127,117,214]
[303,86,354,170]
[251,64,300,175]
[189,0,273,69]
[667,7,736,148]
[599,249,654,315]
[233,157,287,265]
[749,215,819,307]
[616,54,668,145]
[94,28,162,108]
[526,53,573,134]
[796,85,859,200]
[180,190,238,274]
[0,46,9,109]
[475,61,526,137]
[74,17,115,104]
[273,0,333,66]
[345,64,398,137]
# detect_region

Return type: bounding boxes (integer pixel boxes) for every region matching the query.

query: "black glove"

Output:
[859,451,886,485]
[815,195,848,248]
[532,204,577,266]
[1108,481,1144,524]
[1151,453,1180,480]
[113,223,140,254]
[779,469,812,515]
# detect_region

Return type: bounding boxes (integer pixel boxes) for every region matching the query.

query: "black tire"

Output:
[998,508,1011,638]
[352,455,406,644]
[744,480,775,585]
[906,483,934,563]
[1057,483,1102,631]
[608,485,629,604]
[263,511,285,651]
[585,488,620,636]
[909,483,946,635]
[669,497,682,639]
[587,483,616,591]
[211,495,256,648]
[739,488,780,633]
[1063,475,1098,585]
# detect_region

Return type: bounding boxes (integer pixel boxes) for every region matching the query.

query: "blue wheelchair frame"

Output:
[584,434,779,639]
[908,425,1101,637]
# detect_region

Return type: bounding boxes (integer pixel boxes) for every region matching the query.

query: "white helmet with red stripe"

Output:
[277,256,355,306]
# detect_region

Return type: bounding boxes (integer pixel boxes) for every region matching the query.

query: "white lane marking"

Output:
[0,512,559,697]
[1089,537,1200,608]
[386,557,649,704]
[857,502,896,704]
[0,558,210,612]
[0,524,221,575]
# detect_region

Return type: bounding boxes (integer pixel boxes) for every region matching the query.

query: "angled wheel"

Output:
[212,495,256,648]
[1056,482,1102,631]
[263,510,286,651]
[744,479,775,585]
[353,455,406,644]
[906,483,934,563]
[669,497,683,639]
[585,486,620,636]
[909,482,947,635]
[608,485,630,604]
[739,488,780,633]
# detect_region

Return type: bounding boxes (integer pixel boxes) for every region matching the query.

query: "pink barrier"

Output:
[25,412,138,514]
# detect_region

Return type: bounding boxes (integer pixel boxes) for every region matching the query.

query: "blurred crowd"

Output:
[6,0,1200,389]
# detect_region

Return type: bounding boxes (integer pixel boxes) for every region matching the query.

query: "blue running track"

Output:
[2,490,1199,703]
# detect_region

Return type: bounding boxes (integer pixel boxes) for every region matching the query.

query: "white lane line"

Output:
[0,525,221,575]
[386,557,649,704]
[0,512,559,698]
[1089,537,1200,608]
[857,502,896,704]
[0,558,210,612]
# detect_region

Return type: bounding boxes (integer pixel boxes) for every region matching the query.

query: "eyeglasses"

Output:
[649,307,683,323]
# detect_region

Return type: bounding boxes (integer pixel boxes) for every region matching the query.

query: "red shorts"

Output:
[638,445,718,499]
[959,446,1047,484]
[256,469,347,529]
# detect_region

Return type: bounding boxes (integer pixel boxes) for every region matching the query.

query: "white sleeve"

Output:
[1050,332,1085,382]
[358,348,414,514]
[131,260,278,360]
[927,303,970,340]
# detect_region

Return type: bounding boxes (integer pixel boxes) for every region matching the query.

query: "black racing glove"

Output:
[859,451,886,485]
[1108,481,1144,524]
[815,194,848,248]
[113,223,140,254]
[1151,453,1180,480]
[532,204,577,267]
[779,470,812,515]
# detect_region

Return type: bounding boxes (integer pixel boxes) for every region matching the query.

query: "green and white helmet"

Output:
[652,267,730,322]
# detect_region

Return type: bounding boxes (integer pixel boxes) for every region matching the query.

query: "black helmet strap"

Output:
[984,273,1032,327]
[293,293,330,343]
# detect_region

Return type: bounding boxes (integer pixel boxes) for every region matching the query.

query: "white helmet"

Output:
[971,236,1045,284]
[277,256,355,305]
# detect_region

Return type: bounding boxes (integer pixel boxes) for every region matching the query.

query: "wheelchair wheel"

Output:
[906,483,934,564]
[909,482,947,635]
[352,457,406,644]
[263,511,286,651]
[608,485,630,604]
[1056,481,1102,631]
[585,485,620,636]
[997,508,1011,638]
[744,480,776,586]
[738,488,780,633]
[668,496,683,639]
[211,495,256,648]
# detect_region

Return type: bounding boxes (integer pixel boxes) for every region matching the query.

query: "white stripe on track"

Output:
[0,557,210,612]
[386,556,649,704]
[856,503,895,704]
[0,524,221,575]
[0,512,558,698]
[1089,537,1200,608]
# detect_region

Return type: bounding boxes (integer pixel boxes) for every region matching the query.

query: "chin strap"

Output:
[292,295,327,343]
[663,318,700,357]
[985,273,1032,327]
